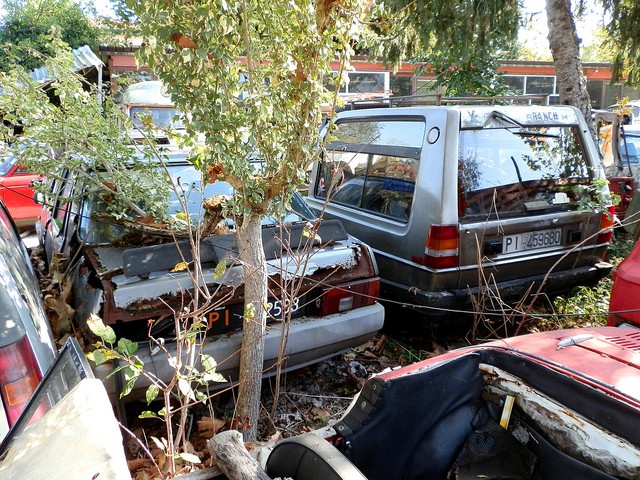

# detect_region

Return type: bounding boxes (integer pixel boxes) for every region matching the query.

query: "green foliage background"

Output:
[0,0,102,72]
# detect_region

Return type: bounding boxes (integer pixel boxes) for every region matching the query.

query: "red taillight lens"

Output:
[319,278,380,315]
[597,205,615,245]
[0,335,42,426]
[424,224,459,269]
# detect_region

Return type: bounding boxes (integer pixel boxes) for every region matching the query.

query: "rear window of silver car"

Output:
[459,125,592,219]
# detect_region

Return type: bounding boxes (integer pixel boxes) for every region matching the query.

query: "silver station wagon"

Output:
[306,105,614,315]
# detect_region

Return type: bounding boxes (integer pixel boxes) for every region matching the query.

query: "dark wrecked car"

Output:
[35,146,384,399]
[266,326,640,480]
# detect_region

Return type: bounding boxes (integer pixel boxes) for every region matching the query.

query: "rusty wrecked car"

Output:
[35,146,384,400]
[266,326,640,480]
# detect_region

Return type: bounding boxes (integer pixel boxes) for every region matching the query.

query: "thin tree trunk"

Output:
[208,430,273,480]
[235,213,268,441]
[546,0,595,139]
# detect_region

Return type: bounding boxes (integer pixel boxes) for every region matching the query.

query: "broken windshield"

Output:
[458,125,591,219]
[78,163,314,245]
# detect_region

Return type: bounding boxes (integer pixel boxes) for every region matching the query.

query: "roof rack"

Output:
[341,93,551,110]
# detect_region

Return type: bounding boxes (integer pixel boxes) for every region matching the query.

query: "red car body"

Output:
[609,239,640,327]
[0,152,42,229]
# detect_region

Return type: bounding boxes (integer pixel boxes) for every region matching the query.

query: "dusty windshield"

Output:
[621,129,640,166]
[129,107,185,129]
[458,125,591,219]
[79,164,314,245]
[0,153,18,176]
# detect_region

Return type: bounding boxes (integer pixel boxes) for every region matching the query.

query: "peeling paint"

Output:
[76,237,368,325]
[480,363,640,478]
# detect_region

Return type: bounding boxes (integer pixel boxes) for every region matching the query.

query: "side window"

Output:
[44,171,75,233]
[0,203,22,249]
[317,119,424,221]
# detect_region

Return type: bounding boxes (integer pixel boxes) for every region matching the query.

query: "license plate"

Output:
[503,228,562,253]
[206,297,302,333]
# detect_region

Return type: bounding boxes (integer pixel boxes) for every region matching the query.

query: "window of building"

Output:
[389,76,413,96]
[621,84,640,102]
[503,76,525,94]
[415,78,440,95]
[587,80,604,108]
[604,83,624,108]
[328,72,390,95]
[526,76,556,95]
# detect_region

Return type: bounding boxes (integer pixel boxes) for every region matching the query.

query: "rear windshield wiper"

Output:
[512,131,560,139]
[490,111,560,138]
[490,111,524,128]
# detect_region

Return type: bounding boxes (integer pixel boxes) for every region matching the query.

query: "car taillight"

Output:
[596,205,615,245]
[318,278,380,315]
[0,335,41,426]
[424,224,459,269]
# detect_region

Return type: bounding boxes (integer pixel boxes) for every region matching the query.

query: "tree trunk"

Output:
[207,430,273,480]
[235,213,268,441]
[546,0,595,138]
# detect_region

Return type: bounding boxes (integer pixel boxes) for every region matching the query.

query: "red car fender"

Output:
[609,240,640,326]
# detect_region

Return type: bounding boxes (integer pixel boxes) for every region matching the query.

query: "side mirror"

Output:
[33,191,45,205]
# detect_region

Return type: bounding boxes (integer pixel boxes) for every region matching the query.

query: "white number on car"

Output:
[265,297,300,318]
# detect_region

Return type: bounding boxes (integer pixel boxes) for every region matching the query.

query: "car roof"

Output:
[334,104,584,128]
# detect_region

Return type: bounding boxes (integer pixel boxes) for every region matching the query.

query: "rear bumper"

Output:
[94,303,385,401]
[381,261,613,314]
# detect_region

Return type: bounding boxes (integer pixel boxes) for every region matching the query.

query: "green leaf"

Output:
[117,338,139,356]
[139,410,161,420]
[86,314,116,345]
[86,348,117,366]
[146,384,160,404]
[178,378,196,401]
[120,365,140,398]
[201,354,217,372]
[214,259,227,279]
[201,354,226,383]
[203,371,227,383]
[150,436,167,451]
[176,452,202,464]
[244,303,256,321]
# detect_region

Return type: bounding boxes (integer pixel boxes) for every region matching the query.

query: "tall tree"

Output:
[603,1,640,85]
[367,1,594,121]
[365,0,520,95]
[130,0,366,441]
[547,0,594,138]
[0,0,101,71]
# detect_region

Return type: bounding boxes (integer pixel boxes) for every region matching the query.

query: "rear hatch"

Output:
[456,107,612,292]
